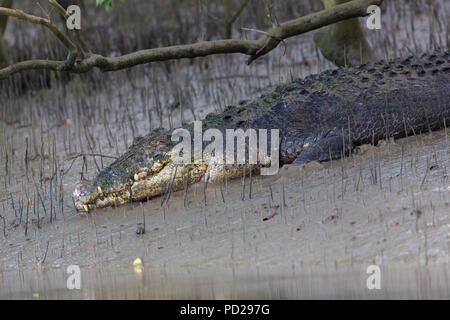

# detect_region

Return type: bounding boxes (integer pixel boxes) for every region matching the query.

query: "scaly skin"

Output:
[73,51,450,211]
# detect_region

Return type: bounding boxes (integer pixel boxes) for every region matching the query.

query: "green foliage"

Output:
[96,0,125,12]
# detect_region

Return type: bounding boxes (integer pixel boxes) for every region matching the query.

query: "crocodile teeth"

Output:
[152,161,163,172]
[134,171,148,181]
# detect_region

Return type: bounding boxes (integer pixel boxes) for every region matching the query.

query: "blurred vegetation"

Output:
[314,0,377,66]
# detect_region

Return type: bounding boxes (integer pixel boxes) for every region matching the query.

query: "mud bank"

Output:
[0,128,449,298]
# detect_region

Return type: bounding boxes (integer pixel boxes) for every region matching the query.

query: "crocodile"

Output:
[73,51,450,212]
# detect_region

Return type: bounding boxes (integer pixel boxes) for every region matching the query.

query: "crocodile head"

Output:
[72,128,208,212]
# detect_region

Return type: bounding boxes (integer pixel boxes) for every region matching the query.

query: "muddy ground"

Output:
[0,0,449,299]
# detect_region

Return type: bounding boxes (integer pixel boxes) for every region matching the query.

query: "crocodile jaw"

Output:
[72,161,209,212]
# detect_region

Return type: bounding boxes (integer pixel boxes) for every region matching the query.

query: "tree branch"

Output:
[229,0,251,26]
[0,0,382,80]
[225,0,251,38]
[48,0,69,19]
[48,0,91,54]
[0,6,76,52]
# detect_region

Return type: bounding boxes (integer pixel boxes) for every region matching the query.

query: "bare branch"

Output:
[229,0,251,26]
[225,0,251,38]
[48,0,69,19]
[0,0,382,80]
[0,6,76,52]
[48,0,91,54]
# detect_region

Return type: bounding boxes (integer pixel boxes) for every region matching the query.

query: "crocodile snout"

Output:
[73,180,97,212]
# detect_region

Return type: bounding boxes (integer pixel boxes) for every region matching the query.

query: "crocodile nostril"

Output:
[73,181,91,198]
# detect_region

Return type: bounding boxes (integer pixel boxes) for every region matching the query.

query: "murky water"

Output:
[1,263,449,299]
[0,0,449,299]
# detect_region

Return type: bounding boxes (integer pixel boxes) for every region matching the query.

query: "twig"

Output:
[48,0,91,54]
[64,153,118,161]
[0,6,77,67]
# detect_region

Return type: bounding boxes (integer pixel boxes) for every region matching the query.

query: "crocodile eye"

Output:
[148,139,160,147]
